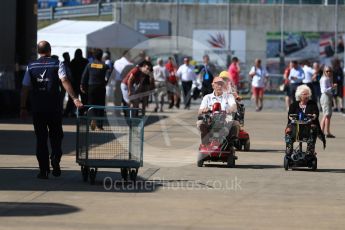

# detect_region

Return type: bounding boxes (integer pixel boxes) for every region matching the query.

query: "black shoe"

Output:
[326,134,336,138]
[51,161,61,177]
[37,171,49,179]
[168,104,173,109]
[333,108,339,112]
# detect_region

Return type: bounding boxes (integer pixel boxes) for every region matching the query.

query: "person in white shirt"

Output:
[176,57,196,109]
[320,66,337,138]
[153,58,169,112]
[249,59,269,111]
[113,51,132,106]
[302,60,315,98]
[196,77,239,145]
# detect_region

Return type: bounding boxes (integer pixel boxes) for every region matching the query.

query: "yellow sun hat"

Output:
[218,70,230,79]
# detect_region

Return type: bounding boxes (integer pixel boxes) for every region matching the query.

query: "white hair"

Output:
[295,84,312,101]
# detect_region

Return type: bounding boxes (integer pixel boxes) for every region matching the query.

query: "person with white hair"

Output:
[284,84,325,156]
[197,77,239,145]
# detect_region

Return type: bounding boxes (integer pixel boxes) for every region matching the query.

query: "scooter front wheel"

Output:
[311,158,317,171]
[284,156,289,171]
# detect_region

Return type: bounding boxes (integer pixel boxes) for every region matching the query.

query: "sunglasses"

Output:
[325,70,332,73]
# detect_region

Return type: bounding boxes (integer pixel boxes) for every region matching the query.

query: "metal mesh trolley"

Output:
[76,105,144,184]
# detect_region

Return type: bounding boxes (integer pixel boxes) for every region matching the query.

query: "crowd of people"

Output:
[58,50,235,116]
[20,39,345,179]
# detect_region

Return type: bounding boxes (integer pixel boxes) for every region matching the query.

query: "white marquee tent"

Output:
[37,20,148,60]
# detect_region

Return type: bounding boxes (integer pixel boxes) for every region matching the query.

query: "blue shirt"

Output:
[288,67,305,84]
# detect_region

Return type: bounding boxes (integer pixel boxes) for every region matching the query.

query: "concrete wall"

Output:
[118,3,345,67]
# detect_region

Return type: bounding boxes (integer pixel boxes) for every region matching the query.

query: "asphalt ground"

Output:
[1,97,345,230]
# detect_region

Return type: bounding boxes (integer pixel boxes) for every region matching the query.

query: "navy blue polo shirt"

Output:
[22,56,67,113]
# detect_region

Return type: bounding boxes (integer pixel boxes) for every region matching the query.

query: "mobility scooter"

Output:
[284,113,318,171]
[233,102,250,151]
[197,102,237,168]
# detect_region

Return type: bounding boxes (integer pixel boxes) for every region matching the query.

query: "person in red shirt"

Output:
[283,61,293,111]
[165,57,180,109]
[227,57,240,90]
[121,61,151,107]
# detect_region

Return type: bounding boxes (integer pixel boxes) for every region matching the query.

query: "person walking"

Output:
[302,60,315,100]
[81,49,110,131]
[288,60,305,103]
[331,58,344,113]
[249,59,269,111]
[20,41,83,179]
[197,54,215,96]
[176,57,196,109]
[165,57,180,109]
[120,61,151,109]
[320,66,337,138]
[311,62,322,106]
[228,57,241,91]
[153,58,168,112]
[283,61,293,111]
[70,49,89,114]
[62,52,75,117]
[113,51,133,107]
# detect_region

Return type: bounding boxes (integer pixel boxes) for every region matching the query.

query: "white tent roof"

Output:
[38,20,148,59]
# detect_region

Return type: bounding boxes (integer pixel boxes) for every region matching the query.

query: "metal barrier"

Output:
[38,1,343,20]
[38,3,113,20]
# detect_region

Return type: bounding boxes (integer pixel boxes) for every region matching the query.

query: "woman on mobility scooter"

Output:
[219,71,250,151]
[196,77,240,167]
[284,84,326,170]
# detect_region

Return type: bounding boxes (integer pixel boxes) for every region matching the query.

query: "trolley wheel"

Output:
[244,139,250,151]
[121,168,129,181]
[227,155,236,168]
[311,158,317,171]
[130,168,138,181]
[81,166,89,182]
[284,156,289,171]
[89,168,97,185]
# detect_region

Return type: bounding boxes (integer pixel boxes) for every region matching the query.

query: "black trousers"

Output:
[33,112,64,172]
[88,85,106,127]
[182,81,193,108]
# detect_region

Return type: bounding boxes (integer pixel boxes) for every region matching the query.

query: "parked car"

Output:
[280,34,308,55]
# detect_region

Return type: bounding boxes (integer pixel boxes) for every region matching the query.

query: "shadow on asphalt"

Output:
[0,115,167,156]
[248,149,285,153]
[0,168,159,193]
[0,202,80,217]
[204,164,281,169]
[0,130,77,156]
[290,168,345,173]
[0,115,167,126]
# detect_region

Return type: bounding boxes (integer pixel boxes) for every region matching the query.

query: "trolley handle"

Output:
[77,105,142,118]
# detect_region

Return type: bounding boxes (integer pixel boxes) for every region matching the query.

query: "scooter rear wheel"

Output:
[227,155,236,168]
[244,139,250,151]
